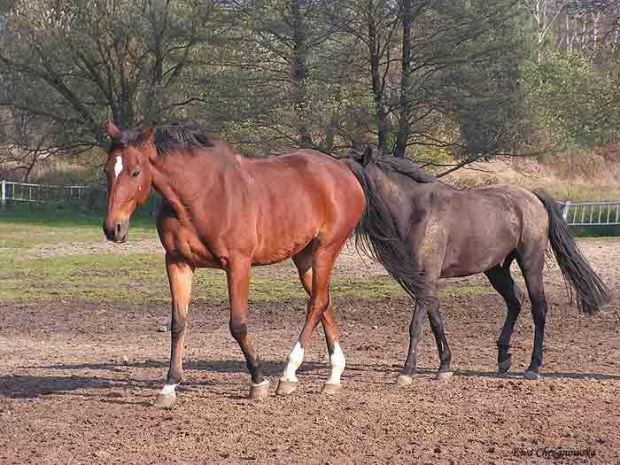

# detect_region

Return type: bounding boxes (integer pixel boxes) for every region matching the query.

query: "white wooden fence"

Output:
[1,180,620,228]
[1,180,92,205]
[561,201,620,226]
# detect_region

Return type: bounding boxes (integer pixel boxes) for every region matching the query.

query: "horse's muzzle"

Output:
[103,219,129,243]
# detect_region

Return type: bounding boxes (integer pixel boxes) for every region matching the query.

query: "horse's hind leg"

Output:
[277,242,343,396]
[485,262,525,374]
[154,255,195,408]
[516,250,548,380]
[292,247,344,395]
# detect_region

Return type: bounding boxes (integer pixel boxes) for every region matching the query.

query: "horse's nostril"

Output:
[116,223,121,233]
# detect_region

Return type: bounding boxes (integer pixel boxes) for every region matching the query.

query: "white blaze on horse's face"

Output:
[114,155,123,179]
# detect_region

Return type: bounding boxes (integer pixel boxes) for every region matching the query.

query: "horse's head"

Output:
[103,121,156,243]
[350,143,379,167]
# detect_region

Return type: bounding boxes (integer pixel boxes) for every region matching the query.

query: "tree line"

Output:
[1,0,620,180]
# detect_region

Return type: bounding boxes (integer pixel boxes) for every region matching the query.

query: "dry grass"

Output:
[443,146,620,202]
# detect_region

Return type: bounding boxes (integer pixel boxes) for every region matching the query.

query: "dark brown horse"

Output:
[346,147,610,383]
[102,121,416,405]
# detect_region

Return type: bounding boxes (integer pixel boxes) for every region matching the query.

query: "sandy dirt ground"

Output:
[1,241,619,464]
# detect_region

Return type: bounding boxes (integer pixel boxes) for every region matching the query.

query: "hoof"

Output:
[436,371,454,382]
[497,371,510,378]
[153,393,176,409]
[498,357,512,373]
[249,381,270,400]
[276,379,298,396]
[322,382,342,395]
[395,374,413,386]
[524,370,540,381]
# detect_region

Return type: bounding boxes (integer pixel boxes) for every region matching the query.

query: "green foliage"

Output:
[521,53,620,149]
[1,0,620,176]
[0,0,219,147]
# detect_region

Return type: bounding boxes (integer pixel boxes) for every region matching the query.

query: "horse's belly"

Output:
[251,198,324,265]
[440,248,510,278]
[440,228,518,278]
[251,231,317,265]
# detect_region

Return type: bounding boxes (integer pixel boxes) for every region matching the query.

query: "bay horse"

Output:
[346,146,610,383]
[101,121,421,406]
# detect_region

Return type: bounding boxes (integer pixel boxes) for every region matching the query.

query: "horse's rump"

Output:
[458,184,549,239]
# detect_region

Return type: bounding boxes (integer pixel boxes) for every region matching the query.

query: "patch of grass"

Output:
[570,225,620,238]
[0,210,156,249]
[440,285,493,298]
[1,251,495,304]
[541,183,620,203]
[0,210,498,305]
[0,253,402,303]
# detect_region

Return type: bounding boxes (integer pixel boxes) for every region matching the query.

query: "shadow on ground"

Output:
[2,359,618,400]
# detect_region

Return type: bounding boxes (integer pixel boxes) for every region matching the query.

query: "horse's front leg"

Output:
[396,281,441,386]
[226,257,269,399]
[154,255,195,408]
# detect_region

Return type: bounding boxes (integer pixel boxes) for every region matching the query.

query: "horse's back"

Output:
[432,184,548,277]
[248,150,363,210]
[252,150,354,180]
[246,150,365,264]
[467,184,549,240]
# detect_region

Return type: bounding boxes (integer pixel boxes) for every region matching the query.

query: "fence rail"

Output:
[2,180,620,227]
[1,180,94,205]
[561,201,620,226]
[0,180,162,214]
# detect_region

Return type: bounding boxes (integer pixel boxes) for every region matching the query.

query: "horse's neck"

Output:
[151,153,240,223]
[378,169,442,218]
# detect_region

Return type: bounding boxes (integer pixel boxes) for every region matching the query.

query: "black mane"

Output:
[351,144,437,184]
[374,156,437,184]
[110,121,215,156]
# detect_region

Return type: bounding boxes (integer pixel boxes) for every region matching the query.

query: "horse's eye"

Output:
[131,170,141,178]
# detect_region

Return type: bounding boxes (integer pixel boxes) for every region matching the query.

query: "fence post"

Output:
[1,180,6,208]
[562,201,571,221]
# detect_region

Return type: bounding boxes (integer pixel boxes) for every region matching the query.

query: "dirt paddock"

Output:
[1,241,619,464]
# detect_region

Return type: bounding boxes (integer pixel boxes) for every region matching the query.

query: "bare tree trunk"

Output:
[394,0,412,158]
[324,117,338,154]
[291,0,313,148]
[592,11,601,55]
[23,152,39,182]
[536,0,547,43]
[367,0,389,154]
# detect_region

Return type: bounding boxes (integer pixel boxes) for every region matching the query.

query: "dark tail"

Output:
[534,190,611,314]
[343,158,425,305]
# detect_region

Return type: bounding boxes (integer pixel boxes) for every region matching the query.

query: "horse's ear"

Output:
[142,128,157,161]
[361,145,377,166]
[142,127,155,143]
[105,121,120,139]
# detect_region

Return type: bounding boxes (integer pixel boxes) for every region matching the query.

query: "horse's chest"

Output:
[159,227,222,268]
